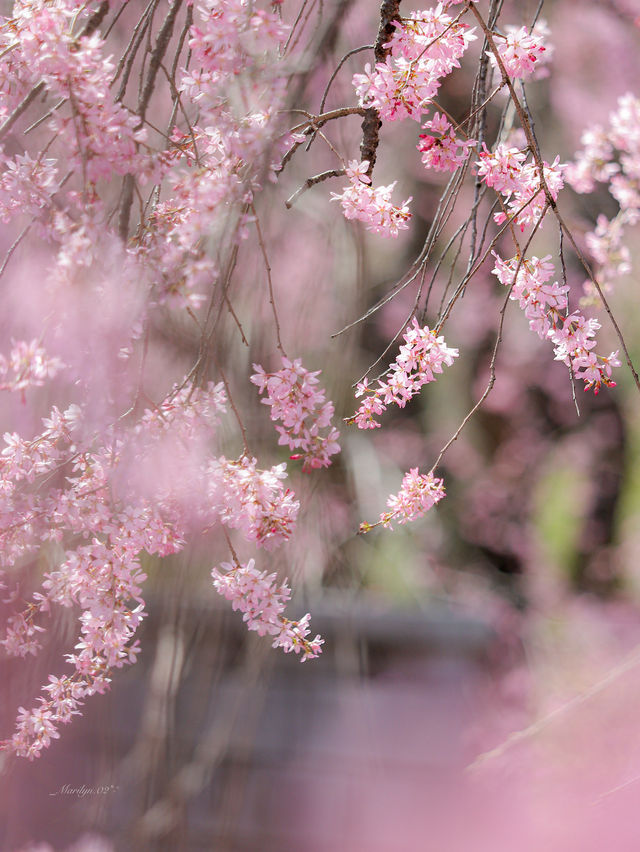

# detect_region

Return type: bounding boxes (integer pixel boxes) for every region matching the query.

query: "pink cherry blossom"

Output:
[352,319,458,429]
[488,25,547,80]
[251,357,340,472]
[566,94,640,298]
[209,456,300,549]
[211,559,323,661]
[477,144,564,231]
[331,160,412,237]
[375,468,446,530]
[353,8,476,122]
[418,112,476,172]
[492,253,619,393]
[0,340,64,393]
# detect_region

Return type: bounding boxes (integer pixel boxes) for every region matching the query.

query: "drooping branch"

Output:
[466,0,640,396]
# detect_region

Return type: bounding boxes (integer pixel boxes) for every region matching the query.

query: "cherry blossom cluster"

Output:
[0,386,222,759]
[1,376,316,759]
[132,0,292,310]
[0,0,291,766]
[0,0,335,762]
[251,357,340,472]
[582,214,632,302]
[6,533,157,760]
[360,469,446,532]
[179,0,291,177]
[418,112,475,173]
[333,4,479,232]
[3,1,150,184]
[336,8,552,236]
[492,253,620,393]
[566,93,640,299]
[127,386,300,554]
[208,456,300,550]
[330,160,412,238]
[2,609,45,658]
[211,559,323,661]
[1,402,81,514]
[0,339,64,393]
[353,6,476,122]
[487,23,548,80]
[352,319,459,429]
[341,4,476,231]
[183,0,289,86]
[0,153,59,228]
[476,143,564,231]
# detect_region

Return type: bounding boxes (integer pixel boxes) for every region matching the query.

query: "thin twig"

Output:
[469,643,640,771]
[251,204,287,358]
[0,224,31,280]
[285,168,346,208]
[558,222,580,415]
[430,206,547,473]
[213,361,251,457]
[319,45,374,115]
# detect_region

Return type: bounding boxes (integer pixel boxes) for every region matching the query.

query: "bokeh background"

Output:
[3,0,640,849]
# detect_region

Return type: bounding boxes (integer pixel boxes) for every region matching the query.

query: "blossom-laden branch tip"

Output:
[211,559,323,661]
[360,469,446,532]
[492,253,620,394]
[351,320,458,429]
[251,356,340,472]
[330,160,412,238]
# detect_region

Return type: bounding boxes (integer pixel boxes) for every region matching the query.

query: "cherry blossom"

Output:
[211,559,323,661]
[352,319,458,429]
[476,144,565,231]
[251,357,340,471]
[567,93,640,299]
[353,7,476,122]
[5,0,150,184]
[418,112,475,172]
[359,468,446,532]
[0,153,58,227]
[208,456,300,550]
[488,25,547,80]
[0,340,64,393]
[1,372,307,758]
[331,160,412,237]
[492,253,619,393]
